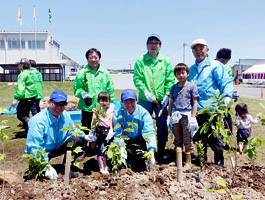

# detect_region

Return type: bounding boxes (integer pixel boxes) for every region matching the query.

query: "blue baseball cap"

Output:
[50,90,67,103]
[121,89,137,101]
[147,34,161,42]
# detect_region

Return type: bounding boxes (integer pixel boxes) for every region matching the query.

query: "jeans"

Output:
[138,99,168,142]
[30,99,41,116]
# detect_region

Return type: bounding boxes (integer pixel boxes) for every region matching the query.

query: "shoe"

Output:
[70,171,78,178]
[184,152,192,170]
[19,132,27,138]
[215,160,224,167]
[76,152,86,162]
[97,157,109,175]
[17,122,24,127]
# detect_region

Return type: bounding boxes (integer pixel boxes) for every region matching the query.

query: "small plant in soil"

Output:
[197,89,234,146]
[60,124,90,168]
[149,74,159,108]
[91,106,107,137]
[208,178,244,200]
[22,147,50,180]
[104,119,136,173]
[195,140,205,171]
[0,109,9,190]
[136,132,154,171]
[243,136,265,169]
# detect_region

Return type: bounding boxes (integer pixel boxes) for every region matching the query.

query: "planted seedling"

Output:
[195,140,205,171]
[22,147,50,180]
[243,136,265,169]
[60,124,90,168]
[208,178,244,199]
[91,106,107,137]
[149,74,159,108]
[83,71,92,106]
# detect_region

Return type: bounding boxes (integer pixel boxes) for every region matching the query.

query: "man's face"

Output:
[147,38,161,54]
[87,51,100,68]
[217,58,230,65]
[192,44,209,63]
[18,64,23,71]
[48,100,67,118]
[122,99,137,114]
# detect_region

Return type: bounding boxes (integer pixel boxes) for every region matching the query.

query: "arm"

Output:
[133,60,148,94]
[142,111,157,151]
[233,116,241,127]
[106,72,115,103]
[14,74,26,99]
[249,115,260,124]
[168,98,174,117]
[73,70,87,98]
[164,59,175,94]
[191,97,198,118]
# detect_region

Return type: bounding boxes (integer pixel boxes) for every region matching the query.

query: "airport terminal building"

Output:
[0,31,82,82]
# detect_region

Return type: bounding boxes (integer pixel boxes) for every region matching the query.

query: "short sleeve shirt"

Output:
[169,82,199,111]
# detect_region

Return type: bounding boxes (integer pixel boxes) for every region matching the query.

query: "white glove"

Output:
[189,117,198,138]
[106,129,114,143]
[9,98,19,111]
[82,92,90,99]
[146,150,155,170]
[161,96,169,108]
[45,165,58,180]
[109,103,114,109]
[224,97,231,107]
[144,92,156,102]
[87,129,97,142]
[167,116,172,128]
[120,147,127,160]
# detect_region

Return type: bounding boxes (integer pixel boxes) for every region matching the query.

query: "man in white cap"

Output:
[133,34,175,163]
[187,39,233,166]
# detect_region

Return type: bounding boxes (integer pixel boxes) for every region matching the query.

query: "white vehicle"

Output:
[68,72,77,81]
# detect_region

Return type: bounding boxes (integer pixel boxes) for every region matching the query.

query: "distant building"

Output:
[0,31,82,82]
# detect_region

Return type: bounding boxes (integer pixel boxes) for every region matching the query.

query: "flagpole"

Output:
[34,5,37,61]
[49,7,52,63]
[18,5,22,59]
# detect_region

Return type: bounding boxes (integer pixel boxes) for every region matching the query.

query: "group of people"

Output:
[19,34,258,180]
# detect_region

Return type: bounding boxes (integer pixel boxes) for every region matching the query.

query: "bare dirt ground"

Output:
[1,147,265,200]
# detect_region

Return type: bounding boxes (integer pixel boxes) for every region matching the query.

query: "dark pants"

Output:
[17,97,35,133]
[223,109,233,135]
[193,113,224,164]
[30,99,41,116]
[138,99,168,142]
[48,136,84,162]
[81,110,93,150]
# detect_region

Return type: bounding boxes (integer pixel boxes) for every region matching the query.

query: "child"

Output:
[167,63,199,168]
[91,91,114,175]
[233,103,260,154]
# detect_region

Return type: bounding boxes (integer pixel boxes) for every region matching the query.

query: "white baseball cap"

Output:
[190,39,208,49]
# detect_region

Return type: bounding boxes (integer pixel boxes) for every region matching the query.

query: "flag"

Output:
[49,8,52,23]
[18,6,22,25]
[33,6,36,22]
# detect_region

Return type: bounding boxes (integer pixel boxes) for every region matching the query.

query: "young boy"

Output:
[167,63,199,169]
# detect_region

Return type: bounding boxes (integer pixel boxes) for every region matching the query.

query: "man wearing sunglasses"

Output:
[25,90,89,179]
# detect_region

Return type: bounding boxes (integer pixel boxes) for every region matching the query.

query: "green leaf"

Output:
[217,179,226,187]
[73,146,83,154]
[208,97,217,101]
[73,160,80,167]
[127,122,138,128]
[60,126,74,131]
[66,141,74,148]
[114,123,121,130]
[121,135,130,140]
[79,126,90,131]
[215,89,220,98]
[231,194,244,200]
[124,128,134,132]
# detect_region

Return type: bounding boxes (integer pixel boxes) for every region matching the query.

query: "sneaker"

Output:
[76,152,86,161]
[70,171,78,178]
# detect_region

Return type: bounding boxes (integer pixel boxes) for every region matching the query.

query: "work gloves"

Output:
[224,97,231,107]
[82,92,90,99]
[120,147,127,162]
[146,149,155,170]
[106,129,114,143]
[144,92,156,102]
[84,129,97,142]
[45,165,58,180]
[9,98,19,111]
[189,117,198,138]
[161,95,169,108]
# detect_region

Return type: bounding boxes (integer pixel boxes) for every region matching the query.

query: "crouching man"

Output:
[25,90,89,179]
[114,89,157,170]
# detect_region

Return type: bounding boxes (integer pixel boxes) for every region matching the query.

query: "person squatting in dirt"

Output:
[86,91,114,175]
[113,89,157,170]
[233,103,261,154]
[25,90,91,179]
[73,48,114,161]
[187,39,233,166]
[133,34,175,163]
[9,58,38,137]
[167,63,199,169]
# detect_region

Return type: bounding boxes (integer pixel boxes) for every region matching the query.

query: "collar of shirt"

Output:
[126,111,134,118]
[196,57,207,71]
[147,53,158,62]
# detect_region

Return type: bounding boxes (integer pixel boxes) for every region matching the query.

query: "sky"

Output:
[1,0,265,70]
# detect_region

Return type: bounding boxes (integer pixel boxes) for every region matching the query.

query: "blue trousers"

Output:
[138,99,168,142]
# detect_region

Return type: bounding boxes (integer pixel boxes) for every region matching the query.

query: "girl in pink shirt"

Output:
[92,92,114,174]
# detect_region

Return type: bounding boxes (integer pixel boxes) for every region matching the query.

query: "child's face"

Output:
[99,99,110,110]
[176,69,188,83]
